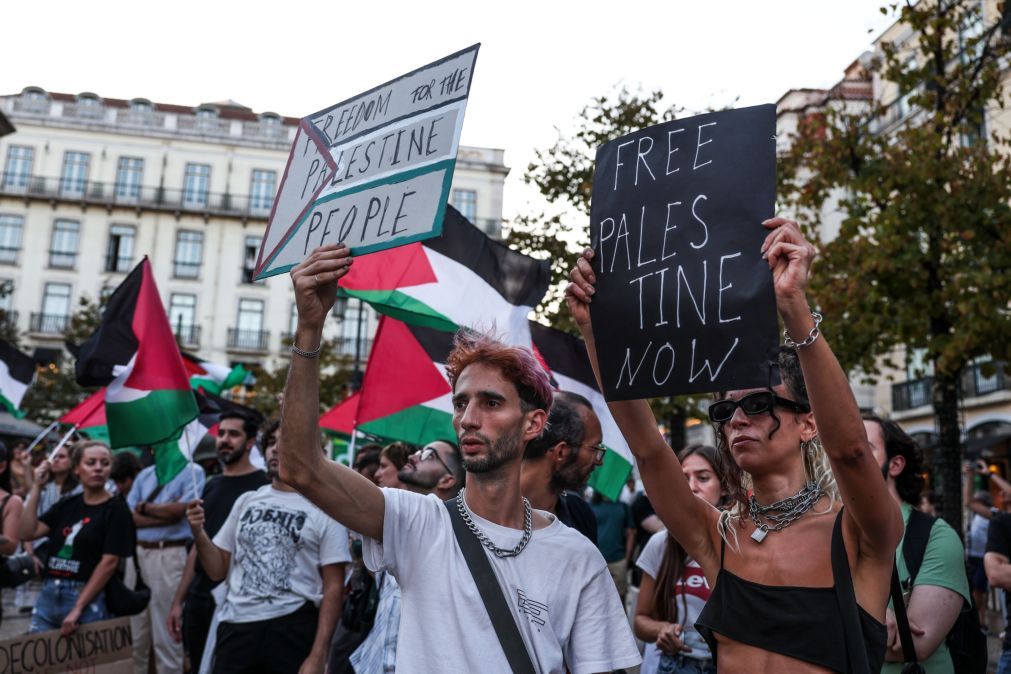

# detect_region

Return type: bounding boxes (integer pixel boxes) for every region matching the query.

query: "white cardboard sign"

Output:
[254,44,480,280]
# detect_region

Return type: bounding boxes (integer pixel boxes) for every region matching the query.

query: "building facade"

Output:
[775,0,1011,471]
[0,87,509,380]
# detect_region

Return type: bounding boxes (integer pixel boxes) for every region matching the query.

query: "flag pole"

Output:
[25,420,60,454]
[348,425,358,468]
[48,425,78,461]
[182,429,201,501]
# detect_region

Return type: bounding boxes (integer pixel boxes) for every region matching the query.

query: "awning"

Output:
[966,432,1011,459]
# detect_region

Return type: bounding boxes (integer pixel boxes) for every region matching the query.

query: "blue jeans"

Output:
[998,648,1011,674]
[30,578,109,633]
[658,654,716,674]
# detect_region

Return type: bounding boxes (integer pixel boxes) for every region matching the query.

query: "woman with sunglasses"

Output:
[565,218,902,673]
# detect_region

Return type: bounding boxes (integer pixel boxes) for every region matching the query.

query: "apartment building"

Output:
[0,87,509,377]
[775,0,1010,467]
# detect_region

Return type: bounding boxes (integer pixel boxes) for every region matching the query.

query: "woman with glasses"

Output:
[565,218,902,673]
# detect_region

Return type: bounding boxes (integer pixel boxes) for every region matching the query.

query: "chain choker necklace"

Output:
[456,488,533,558]
[748,481,824,543]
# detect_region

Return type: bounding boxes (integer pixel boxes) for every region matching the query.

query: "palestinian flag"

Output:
[354,317,455,445]
[61,389,109,445]
[182,352,254,395]
[320,391,360,436]
[0,340,35,418]
[75,258,198,456]
[529,322,634,501]
[339,206,549,344]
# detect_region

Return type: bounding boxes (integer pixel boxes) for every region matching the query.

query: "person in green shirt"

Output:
[864,414,970,674]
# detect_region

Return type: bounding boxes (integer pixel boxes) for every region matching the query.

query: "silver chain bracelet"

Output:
[290,343,322,358]
[783,312,823,349]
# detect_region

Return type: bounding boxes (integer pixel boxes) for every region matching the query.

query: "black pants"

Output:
[182,591,216,670]
[213,602,319,674]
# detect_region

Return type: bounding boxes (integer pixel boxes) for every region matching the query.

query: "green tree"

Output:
[21,295,104,424]
[779,1,1011,528]
[249,336,356,418]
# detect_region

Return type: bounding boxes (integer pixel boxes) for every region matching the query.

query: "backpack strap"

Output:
[444,497,537,674]
[901,509,934,587]
[890,563,920,666]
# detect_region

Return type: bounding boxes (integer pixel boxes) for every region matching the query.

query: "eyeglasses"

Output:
[707,391,810,424]
[413,447,452,475]
[581,443,607,465]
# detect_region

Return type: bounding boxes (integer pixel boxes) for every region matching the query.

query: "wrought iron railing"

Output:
[29,312,69,335]
[227,328,269,352]
[892,361,1008,411]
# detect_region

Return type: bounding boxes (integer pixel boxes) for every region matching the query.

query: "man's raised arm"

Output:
[278,244,385,541]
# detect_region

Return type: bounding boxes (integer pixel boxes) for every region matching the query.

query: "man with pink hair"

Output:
[279,244,640,674]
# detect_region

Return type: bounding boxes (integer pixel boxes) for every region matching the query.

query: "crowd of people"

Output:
[0,216,1002,673]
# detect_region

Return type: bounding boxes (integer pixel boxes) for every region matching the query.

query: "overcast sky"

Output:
[4,0,896,219]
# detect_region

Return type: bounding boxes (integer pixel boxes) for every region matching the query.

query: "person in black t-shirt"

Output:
[520,391,604,543]
[19,441,135,635]
[984,511,1011,673]
[167,411,269,670]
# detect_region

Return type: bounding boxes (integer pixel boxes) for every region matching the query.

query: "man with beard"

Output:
[187,419,349,674]
[127,446,206,673]
[520,391,603,543]
[279,242,640,674]
[349,440,464,673]
[168,411,269,671]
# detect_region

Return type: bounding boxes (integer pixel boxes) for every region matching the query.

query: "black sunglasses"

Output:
[707,391,810,423]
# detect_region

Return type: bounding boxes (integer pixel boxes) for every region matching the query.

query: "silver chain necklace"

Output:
[748,481,824,543]
[456,488,533,558]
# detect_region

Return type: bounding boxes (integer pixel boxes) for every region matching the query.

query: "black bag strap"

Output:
[901,509,934,585]
[831,508,873,674]
[890,564,920,665]
[444,497,537,674]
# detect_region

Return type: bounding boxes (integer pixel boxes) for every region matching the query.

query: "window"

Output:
[174,230,204,278]
[60,151,90,196]
[452,189,477,223]
[169,294,197,343]
[183,163,210,207]
[130,99,152,113]
[233,299,265,349]
[49,219,80,269]
[105,224,136,272]
[250,170,276,213]
[0,214,23,263]
[0,280,13,313]
[2,146,34,190]
[115,157,143,200]
[41,283,71,331]
[242,236,261,283]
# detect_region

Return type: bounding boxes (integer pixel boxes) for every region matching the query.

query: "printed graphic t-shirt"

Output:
[363,488,642,674]
[190,470,270,597]
[213,485,351,624]
[40,493,135,582]
[636,530,712,673]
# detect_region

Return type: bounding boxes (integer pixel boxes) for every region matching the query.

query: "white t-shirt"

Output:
[636,530,713,674]
[363,488,641,674]
[214,485,351,623]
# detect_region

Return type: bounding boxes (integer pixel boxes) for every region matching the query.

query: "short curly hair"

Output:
[444,331,553,414]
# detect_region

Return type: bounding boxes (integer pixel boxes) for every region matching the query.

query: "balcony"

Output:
[891,361,1008,412]
[227,328,269,353]
[29,312,69,336]
[174,324,201,349]
[0,310,18,331]
[0,173,274,221]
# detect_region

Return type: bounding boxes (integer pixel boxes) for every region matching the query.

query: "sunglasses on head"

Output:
[707,391,810,424]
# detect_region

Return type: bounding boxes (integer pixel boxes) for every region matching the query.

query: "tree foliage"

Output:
[21,295,104,424]
[779,0,1011,527]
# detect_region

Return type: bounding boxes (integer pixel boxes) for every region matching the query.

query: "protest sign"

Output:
[588,104,779,401]
[254,44,480,280]
[0,617,132,674]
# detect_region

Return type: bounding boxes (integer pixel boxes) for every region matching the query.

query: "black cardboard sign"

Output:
[589,105,779,401]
